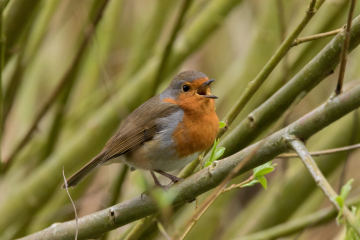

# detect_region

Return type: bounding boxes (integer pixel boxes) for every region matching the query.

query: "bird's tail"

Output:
[62,152,107,188]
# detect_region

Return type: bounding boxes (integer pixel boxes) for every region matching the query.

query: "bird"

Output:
[62,70,219,189]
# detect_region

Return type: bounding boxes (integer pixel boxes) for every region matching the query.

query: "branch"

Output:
[277,143,360,158]
[292,28,342,46]
[335,0,356,95]
[286,138,360,235]
[18,80,360,240]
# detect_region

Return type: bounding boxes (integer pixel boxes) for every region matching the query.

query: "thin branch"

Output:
[157,220,171,240]
[17,82,360,240]
[222,175,254,193]
[292,28,342,47]
[217,0,320,139]
[277,143,360,158]
[152,0,193,96]
[335,0,356,95]
[240,195,360,240]
[286,138,360,236]
[1,0,110,174]
[63,167,78,240]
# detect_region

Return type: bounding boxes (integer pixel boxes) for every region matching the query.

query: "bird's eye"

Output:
[182,85,190,92]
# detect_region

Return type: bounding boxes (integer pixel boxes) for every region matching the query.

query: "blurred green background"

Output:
[1,0,360,239]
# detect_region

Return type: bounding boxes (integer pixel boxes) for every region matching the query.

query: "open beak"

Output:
[198,79,218,99]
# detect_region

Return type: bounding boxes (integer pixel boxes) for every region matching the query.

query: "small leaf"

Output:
[253,161,276,177]
[258,176,267,190]
[241,179,260,188]
[334,196,344,209]
[213,147,225,161]
[205,139,219,167]
[253,167,274,178]
[340,178,354,201]
[219,121,226,128]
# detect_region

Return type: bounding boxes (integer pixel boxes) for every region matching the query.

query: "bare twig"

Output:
[152,0,193,96]
[277,143,360,158]
[223,175,254,193]
[1,0,110,173]
[292,28,342,46]
[63,167,78,240]
[335,0,356,95]
[286,137,360,236]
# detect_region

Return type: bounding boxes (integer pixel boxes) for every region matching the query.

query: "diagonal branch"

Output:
[18,78,360,240]
[286,138,360,235]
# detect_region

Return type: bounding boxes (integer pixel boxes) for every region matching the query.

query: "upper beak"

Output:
[199,79,218,99]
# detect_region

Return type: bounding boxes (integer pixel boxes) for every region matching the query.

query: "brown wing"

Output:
[102,95,180,161]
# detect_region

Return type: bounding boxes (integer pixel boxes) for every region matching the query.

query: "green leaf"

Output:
[258,176,267,190]
[241,179,260,188]
[219,121,226,128]
[340,178,354,201]
[253,161,277,178]
[205,139,219,167]
[213,147,225,161]
[334,196,344,209]
[254,167,274,178]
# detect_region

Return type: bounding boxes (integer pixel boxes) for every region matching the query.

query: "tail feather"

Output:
[62,152,107,188]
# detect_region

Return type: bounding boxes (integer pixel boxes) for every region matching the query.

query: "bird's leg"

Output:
[150,171,164,187]
[153,170,183,183]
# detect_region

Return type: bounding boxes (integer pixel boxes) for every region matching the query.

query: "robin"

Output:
[62,70,219,189]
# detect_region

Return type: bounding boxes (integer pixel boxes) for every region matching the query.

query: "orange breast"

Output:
[163,96,219,157]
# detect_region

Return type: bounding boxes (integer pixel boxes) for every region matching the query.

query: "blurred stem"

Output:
[241,195,360,240]
[338,110,358,191]
[123,0,175,79]
[3,0,42,63]
[18,83,360,240]
[278,142,360,158]
[152,0,193,96]
[123,216,156,240]
[276,0,289,84]
[292,28,342,46]
[335,0,356,95]
[287,138,360,236]
[1,0,110,174]
[0,0,4,169]
[217,0,320,138]
[103,165,128,240]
